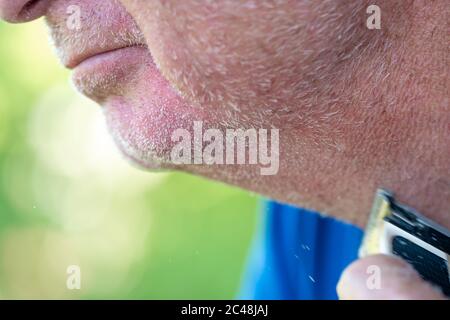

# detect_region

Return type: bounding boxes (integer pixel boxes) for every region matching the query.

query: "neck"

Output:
[278,0,449,228]
[191,1,448,230]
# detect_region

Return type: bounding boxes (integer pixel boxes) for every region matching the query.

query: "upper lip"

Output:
[65,43,146,70]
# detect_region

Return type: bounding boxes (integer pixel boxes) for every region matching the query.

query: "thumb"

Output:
[337,254,447,300]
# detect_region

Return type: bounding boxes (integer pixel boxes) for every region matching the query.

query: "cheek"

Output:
[121,0,370,130]
[125,0,335,118]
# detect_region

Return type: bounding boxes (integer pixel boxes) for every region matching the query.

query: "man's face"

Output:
[0,0,371,199]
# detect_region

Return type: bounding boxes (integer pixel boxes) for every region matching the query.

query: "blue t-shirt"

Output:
[240,200,363,300]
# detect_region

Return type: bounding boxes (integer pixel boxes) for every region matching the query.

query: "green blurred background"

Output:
[0,19,258,299]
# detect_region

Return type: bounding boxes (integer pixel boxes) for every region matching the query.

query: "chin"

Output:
[98,64,212,172]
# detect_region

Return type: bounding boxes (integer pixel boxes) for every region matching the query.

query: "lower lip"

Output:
[71,46,150,102]
[71,44,200,170]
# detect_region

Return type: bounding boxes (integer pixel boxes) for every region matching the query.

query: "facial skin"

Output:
[2,0,447,227]
[116,0,449,228]
[0,0,448,299]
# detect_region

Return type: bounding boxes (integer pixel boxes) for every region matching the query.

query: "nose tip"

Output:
[0,0,50,23]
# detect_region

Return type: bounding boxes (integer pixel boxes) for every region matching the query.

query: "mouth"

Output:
[65,43,147,70]
[43,0,151,103]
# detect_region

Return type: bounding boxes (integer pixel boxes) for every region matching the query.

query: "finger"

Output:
[337,254,447,300]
